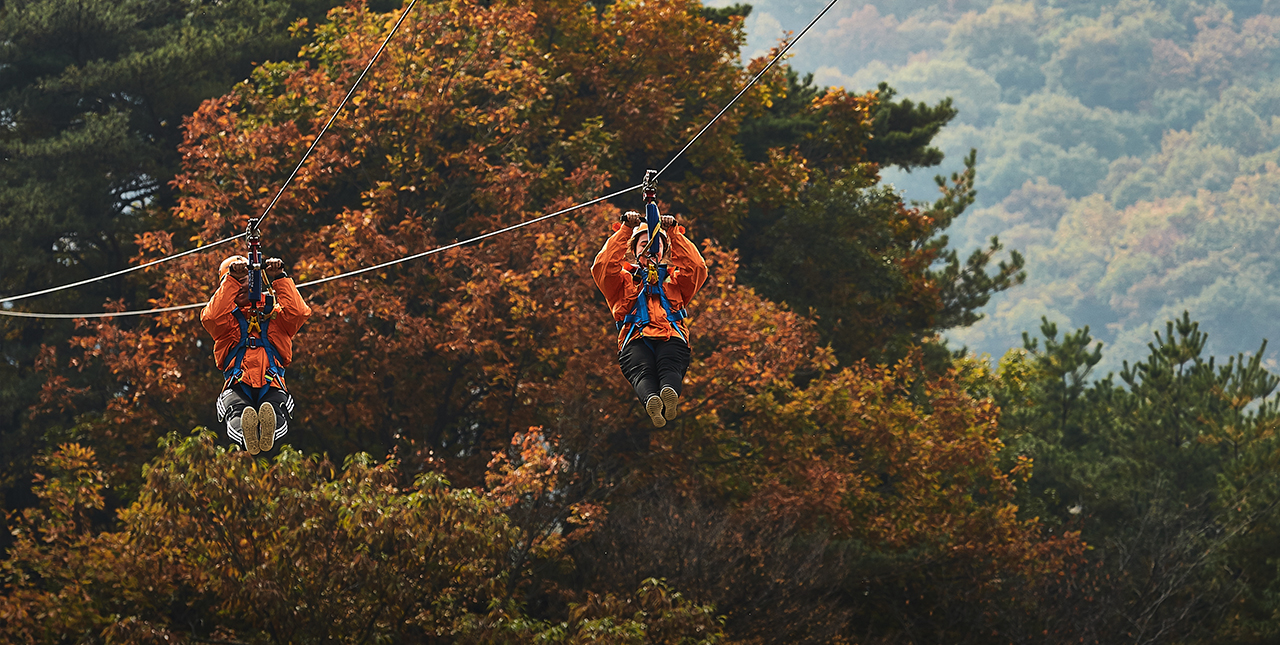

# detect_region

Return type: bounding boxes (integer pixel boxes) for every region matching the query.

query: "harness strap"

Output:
[616,264,688,345]
[221,308,287,389]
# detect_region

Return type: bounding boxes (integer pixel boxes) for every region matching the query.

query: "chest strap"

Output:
[221,306,286,389]
[615,264,688,346]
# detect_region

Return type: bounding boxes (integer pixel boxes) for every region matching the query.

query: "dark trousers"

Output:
[618,337,691,404]
[216,383,294,446]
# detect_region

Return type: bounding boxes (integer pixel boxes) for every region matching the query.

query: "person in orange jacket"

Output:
[592,211,708,427]
[202,255,312,454]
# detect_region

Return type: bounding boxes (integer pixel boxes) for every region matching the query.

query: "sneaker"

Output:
[660,386,679,421]
[645,395,666,428]
[257,403,277,452]
[241,406,260,455]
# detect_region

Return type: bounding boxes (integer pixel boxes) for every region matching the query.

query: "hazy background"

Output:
[712,0,1280,373]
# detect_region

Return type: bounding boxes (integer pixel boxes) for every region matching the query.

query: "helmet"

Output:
[218,255,248,282]
[629,222,669,257]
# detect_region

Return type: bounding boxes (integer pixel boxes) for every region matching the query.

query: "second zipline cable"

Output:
[0,184,640,319]
[1,0,839,319]
[0,235,245,306]
[0,0,421,306]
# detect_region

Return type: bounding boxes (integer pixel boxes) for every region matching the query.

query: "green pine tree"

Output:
[0,0,358,517]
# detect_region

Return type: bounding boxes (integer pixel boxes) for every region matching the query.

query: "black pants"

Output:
[618,337,691,404]
[216,384,294,446]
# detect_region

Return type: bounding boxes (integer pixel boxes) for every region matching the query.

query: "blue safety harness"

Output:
[219,303,287,402]
[616,262,689,347]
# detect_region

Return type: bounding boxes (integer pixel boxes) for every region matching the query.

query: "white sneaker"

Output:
[241,407,260,455]
[257,403,276,452]
[660,386,679,421]
[645,395,666,428]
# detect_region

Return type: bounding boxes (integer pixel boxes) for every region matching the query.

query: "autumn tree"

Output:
[730,70,1022,365]
[567,348,1083,641]
[12,1,1085,641]
[0,435,724,643]
[738,150,1026,365]
[0,0,360,532]
[34,0,1010,477]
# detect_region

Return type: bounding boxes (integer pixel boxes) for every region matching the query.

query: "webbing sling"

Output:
[616,264,689,347]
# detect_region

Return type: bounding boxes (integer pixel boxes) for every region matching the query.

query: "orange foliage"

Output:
[45,0,843,474]
[1,437,725,642]
[0,445,124,641]
[31,0,1080,636]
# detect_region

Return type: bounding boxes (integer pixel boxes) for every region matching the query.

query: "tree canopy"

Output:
[1,0,1066,642]
[10,0,1280,643]
[0,0,358,516]
[738,0,1280,369]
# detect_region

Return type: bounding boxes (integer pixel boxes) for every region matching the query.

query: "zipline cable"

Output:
[296,183,643,289]
[2,0,840,320]
[255,0,418,231]
[0,303,208,320]
[655,0,840,180]
[0,234,245,305]
[0,184,643,319]
[0,0,420,306]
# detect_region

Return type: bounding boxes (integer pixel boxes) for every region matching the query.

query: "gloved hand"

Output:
[264,258,285,280]
[228,261,249,281]
[621,211,643,228]
[659,215,676,230]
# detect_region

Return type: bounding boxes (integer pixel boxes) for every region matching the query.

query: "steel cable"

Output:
[254,0,419,231]
[0,234,244,305]
[0,185,642,319]
[0,0,420,306]
[655,0,840,179]
[294,184,643,289]
[1,0,839,320]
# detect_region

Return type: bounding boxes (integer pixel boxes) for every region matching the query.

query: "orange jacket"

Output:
[201,274,312,390]
[592,224,708,350]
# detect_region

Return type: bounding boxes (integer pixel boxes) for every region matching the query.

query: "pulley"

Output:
[640,169,662,258]
[244,218,274,315]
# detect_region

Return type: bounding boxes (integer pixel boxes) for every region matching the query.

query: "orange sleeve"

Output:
[591,225,634,313]
[201,275,243,369]
[270,276,311,336]
[202,275,241,337]
[667,229,708,304]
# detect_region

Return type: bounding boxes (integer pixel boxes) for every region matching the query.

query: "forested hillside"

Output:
[731,0,1280,371]
[7,0,1280,643]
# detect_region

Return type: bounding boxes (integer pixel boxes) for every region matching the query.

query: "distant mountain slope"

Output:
[715,0,1280,371]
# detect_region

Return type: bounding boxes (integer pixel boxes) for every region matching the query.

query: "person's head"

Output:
[218,255,248,283]
[218,255,252,308]
[629,222,668,261]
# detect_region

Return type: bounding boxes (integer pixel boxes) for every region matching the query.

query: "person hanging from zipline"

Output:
[202,239,311,454]
[592,174,708,427]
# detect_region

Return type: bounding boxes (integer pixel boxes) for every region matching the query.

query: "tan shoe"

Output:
[257,403,276,452]
[660,386,679,421]
[645,395,666,428]
[241,406,260,455]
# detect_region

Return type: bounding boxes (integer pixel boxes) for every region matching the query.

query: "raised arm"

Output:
[592,223,635,306]
[667,225,707,303]
[257,258,309,336]
[202,273,243,336]
[271,277,312,336]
